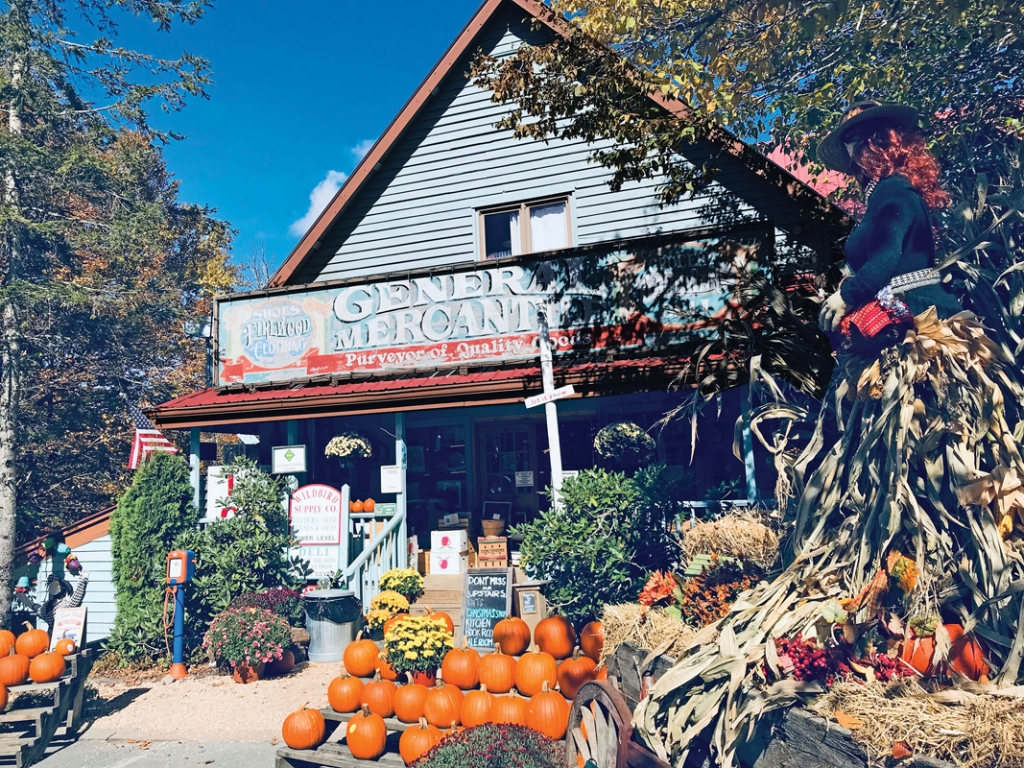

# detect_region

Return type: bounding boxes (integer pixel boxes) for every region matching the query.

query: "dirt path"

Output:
[85,662,340,743]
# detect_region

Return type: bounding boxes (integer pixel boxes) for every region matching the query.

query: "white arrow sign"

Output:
[525,385,576,409]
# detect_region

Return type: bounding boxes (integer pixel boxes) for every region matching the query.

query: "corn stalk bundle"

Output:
[635,308,1024,768]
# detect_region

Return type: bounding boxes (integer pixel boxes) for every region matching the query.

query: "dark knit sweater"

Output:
[840,174,961,318]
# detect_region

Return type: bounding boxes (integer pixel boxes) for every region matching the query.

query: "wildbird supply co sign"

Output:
[215,240,758,387]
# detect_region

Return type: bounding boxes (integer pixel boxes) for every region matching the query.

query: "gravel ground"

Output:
[82,661,340,743]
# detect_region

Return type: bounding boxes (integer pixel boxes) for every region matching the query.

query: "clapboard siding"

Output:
[293,3,810,285]
[29,534,116,643]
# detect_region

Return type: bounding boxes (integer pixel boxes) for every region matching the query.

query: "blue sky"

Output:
[123,1,485,273]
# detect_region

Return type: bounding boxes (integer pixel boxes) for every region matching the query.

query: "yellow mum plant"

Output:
[383,615,454,675]
[365,608,393,633]
[369,590,410,615]
[378,568,424,601]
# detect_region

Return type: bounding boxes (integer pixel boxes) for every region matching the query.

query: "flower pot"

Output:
[412,670,437,686]
[232,661,264,684]
[265,649,296,677]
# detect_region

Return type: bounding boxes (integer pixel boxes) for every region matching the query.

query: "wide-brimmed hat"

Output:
[817,101,922,174]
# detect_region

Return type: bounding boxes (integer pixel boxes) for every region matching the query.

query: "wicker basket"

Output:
[481,519,506,537]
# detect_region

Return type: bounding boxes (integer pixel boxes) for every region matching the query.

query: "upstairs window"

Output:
[480,198,570,259]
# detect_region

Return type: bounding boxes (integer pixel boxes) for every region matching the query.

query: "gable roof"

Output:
[269,0,843,289]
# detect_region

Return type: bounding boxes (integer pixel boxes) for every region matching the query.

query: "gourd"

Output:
[493,615,531,656]
[460,684,495,728]
[423,678,463,728]
[478,644,517,693]
[359,670,397,718]
[282,704,326,751]
[351,500,365,514]
[398,717,441,766]
[900,624,988,679]
[346,704,388,760]
[557,648,597,699]
[376,654,400,682]
[54,638,76,657]
[393,674,429,723]
[0,654,29,686]
[327,673,364,713]
[490,689,528,725]
[363,498,376,514]
[343,632,380,678]
[515,646,558,697]
[29,652,65,684]
[534,616,575,660]
[579,621,605,663]
[526,681,570,740]
[15,624,49,659]
[440,637,480,690]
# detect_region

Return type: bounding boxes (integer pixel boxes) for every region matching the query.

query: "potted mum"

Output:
[365,590,410,638]
[324,432,372,468]
[382,615,453,686]
[203,607,293,684]
[378,568,424,602]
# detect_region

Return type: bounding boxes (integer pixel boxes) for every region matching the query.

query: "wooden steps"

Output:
[0,649,93,767]
[412,575,464,638]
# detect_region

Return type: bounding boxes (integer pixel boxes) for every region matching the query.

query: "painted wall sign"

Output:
[289,484,342,545]
[216,240,757,387]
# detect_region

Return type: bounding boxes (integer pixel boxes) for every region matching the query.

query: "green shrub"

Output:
[416,724,561,768]
[228,587,304,627]
[175,458,310,659]
[514,466,683,626]
[107,452,199,665]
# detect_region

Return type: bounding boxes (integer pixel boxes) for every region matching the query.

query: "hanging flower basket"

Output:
[325,433,372,468]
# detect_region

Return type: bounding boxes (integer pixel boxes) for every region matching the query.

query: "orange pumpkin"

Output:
[376,653,400,682]
[0,683,7,711]
[491,689,528,725]
[423,678,463,728]
[534,616,575,660]
[0,654,29,687]
[359,670,397,718]
[423,606,454,635]
[460,684,495,728]
[328,673,364,713]
[399,717,441,766]
[900,624,988,680]
[526,681,570,740]
[557,647,597,699]
[352,500,365,514]
[282,704,326,750]
[441,637,479,690]
[0,630,14,652]
[346,704,388,760]
[384,613,411,636]
[29,652,65,684]
[393,674,430,723]
[493,615,531,656]
[478,645,517,693]
[594,665,609,681]
[54,639,76,657]
[344,632,380,678]
[579,621,605,663]
[15,624,49,660]
[363,498,376,513]
[515,646,558,697]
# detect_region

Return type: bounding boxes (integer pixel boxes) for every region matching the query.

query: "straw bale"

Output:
[681,513,779,569]
[600,603,695,665]
[813,679,1024,768]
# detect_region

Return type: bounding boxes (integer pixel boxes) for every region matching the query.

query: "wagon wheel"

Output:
[566,680,634,768]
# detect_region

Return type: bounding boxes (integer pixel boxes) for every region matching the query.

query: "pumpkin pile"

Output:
[293,612,605,765]
[0,623,65,689]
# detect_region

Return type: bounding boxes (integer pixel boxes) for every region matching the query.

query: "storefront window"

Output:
[406,425,468,535]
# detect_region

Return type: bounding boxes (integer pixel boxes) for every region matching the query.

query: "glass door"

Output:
[477,423,540,525]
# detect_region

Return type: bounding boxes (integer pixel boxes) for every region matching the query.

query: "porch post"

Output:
[537,309,564,503]
[189,428,201,513]
[395,412,408,568]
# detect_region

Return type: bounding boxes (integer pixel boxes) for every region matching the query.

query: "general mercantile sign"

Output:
[215,240,757,387]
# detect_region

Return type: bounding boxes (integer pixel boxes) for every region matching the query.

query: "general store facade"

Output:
[152,0,844,560]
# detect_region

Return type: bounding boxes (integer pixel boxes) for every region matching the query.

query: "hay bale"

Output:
[813,679,1024,768]
[600,604,695,665]
[681,513,779,569]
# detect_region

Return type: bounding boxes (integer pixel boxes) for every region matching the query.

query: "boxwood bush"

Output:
[416,724,561,768]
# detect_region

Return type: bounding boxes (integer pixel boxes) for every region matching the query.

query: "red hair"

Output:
[852,127,950,210]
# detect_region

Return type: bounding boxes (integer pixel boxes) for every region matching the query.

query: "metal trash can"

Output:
[302,589,362,663]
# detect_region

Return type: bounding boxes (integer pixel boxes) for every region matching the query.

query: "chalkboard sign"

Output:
[460,567,513,650]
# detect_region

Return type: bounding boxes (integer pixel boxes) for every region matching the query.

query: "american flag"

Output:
[128,402,178,470]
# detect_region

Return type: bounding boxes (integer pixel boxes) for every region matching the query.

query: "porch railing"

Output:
[340,483,407,610]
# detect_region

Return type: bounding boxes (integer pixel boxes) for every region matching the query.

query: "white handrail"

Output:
[344,509,405,609]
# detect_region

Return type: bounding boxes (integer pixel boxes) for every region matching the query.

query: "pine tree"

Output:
[0,0,220,624]
[108,452,198,664]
